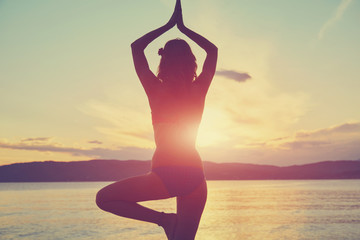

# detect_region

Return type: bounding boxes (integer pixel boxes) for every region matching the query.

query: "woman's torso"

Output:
[147,81,206,169]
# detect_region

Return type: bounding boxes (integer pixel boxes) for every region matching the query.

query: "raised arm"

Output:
[176,0,218,93]
[131,4,177,96]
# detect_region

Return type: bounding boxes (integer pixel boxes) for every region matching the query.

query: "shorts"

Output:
[152,165,206,197]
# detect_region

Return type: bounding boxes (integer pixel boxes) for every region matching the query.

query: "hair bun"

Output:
[158,48,164,56]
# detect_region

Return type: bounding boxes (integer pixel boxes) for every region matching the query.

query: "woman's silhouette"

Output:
[96,0,217,239]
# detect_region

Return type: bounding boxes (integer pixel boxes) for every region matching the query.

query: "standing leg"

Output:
[95,172,177,239]
[174,180,207,240]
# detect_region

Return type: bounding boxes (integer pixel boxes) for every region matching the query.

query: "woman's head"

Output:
[157,39,197,85]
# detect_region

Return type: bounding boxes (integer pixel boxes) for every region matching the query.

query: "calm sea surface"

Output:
[1,180,360,240]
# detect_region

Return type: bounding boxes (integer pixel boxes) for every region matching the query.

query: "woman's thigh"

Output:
[174,180,208,240]
[96,172,171,203]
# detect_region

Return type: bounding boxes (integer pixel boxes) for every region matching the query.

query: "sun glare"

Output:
[196,108,231,147]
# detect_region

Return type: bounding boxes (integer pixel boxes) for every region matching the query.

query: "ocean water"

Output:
[0,180,360,240]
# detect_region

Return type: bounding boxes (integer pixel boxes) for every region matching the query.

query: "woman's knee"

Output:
[95,185,118,210]
[95,188,106,210]
[95,183,129,210]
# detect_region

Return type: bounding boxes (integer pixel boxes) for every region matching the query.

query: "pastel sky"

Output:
[1,0,359,166]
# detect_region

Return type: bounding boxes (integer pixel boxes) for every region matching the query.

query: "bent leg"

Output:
[96,172,172,225]
[174,180,207,240]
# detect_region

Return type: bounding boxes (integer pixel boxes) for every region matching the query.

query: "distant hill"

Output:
[0,160,359,182]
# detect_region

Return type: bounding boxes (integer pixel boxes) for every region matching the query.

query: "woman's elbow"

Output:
[131,41,138,50]
[131,41,145,53]
[213,44,218,51]
[213,46,218,55]
[207,46,218,56]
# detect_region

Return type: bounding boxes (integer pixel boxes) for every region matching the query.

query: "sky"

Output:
[1,0,360,166]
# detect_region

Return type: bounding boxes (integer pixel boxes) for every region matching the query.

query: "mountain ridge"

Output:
[0,159,359,182]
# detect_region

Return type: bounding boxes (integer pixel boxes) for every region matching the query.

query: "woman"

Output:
[96,0,217,239]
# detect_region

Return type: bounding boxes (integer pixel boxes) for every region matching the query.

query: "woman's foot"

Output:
[159,212,177,240]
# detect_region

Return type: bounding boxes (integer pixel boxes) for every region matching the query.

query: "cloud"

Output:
[295,122,360,139]
[21,137,52,143]
[198,121,360,166]
[318,0,353,40]
[215,70,251,82]
[281,140,331,150]
[272,122,360,149]
[88,140,103,144]
[0,140,153,160]
[268,122,360,162]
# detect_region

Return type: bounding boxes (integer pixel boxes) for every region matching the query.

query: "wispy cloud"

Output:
[273,122,360,159]
[0,140,153,160]
[21,137,52,143]
[268,122,360,149]
[318,0,353,40]
[198,121,360,166]
[216,70,251,83]
[281,140,331,150]
[295,122,360,139]
[88,140,103,145]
